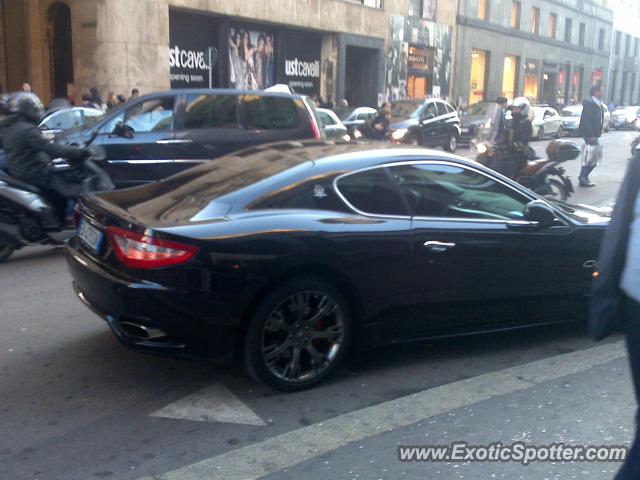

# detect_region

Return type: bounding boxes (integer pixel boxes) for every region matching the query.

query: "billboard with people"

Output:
[228,27,275,90]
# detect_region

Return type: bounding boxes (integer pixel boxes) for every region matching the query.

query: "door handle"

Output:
[156,139,193,144]
[424,241,456,253]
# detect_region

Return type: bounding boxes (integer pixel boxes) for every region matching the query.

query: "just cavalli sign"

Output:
[282,30,321,95]
[284,58,320,78]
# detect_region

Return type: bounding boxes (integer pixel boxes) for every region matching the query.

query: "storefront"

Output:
[386,15,452,102]
[168,8,322,96]
[407,44,432,99]
[541,62,560,106]
[523,59,540,101]
[468,49,488,105]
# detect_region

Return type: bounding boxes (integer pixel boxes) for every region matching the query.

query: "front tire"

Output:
[0,244,15,263]
[444,133,458,153]
[243,276,352,392]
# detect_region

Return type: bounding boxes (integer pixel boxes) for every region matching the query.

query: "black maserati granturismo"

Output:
[66,141,610,391]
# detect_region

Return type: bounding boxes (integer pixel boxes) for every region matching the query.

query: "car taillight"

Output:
[106,226,198,269]
[310,116,322,140]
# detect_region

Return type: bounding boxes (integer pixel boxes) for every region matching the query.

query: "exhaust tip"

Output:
[119,320,168,341]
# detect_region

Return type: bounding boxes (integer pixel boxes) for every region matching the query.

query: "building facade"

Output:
[608,0,640,106]
[454,0,613,108]
[0,0,457,109]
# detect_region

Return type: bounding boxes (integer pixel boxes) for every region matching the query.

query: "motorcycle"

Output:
[472,138,581,201]
[0,146,113,262]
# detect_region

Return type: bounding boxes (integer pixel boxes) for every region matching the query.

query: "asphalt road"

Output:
[0,130,637,480]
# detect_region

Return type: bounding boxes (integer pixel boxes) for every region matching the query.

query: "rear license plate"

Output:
[78,219,103,253]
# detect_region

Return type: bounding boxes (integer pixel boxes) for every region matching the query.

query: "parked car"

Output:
[317,108,350,141]
[58,89,323,188]
[611,106,640,130]
[340,106,377,135]
[531,106,562,140]
[389,98,462,152]
[67,141,609,391]
[459,101,497,145]
[559,104,611,136]
[39,107,104,141]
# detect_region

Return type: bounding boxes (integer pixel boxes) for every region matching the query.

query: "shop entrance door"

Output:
[542,72,558,107]
[408,75,429,100]
[345,46,377,107]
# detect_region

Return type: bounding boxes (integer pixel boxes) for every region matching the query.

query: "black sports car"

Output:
[66,141,610,391]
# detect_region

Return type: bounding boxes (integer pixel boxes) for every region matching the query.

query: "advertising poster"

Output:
[282,30,322,95]
[228,27,275,90]
[169,10,219,88]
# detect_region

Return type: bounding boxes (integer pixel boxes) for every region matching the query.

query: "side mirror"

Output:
[524,200,556,225]
[111,122,135,139]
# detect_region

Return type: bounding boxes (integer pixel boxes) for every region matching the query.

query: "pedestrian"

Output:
[489,96,508,144]
[106,92,117,111]
[368,102,391,141]
[589,148,640,479]
[116,94,126,105]
[335,98,350,119]
[578,84,605,187]
[88,86,105,111]
[22,82,32,93]
[130,88,140,100]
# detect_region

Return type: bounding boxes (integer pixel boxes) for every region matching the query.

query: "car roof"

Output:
[226,140,476,175]
[136,88,308,101]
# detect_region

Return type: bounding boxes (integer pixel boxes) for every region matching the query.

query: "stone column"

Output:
[96,0,170,97]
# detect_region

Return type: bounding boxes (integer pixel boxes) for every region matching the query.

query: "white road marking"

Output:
[143,340,625,480]
[150,384,266,426]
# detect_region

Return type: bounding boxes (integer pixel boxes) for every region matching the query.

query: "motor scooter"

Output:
[0,146,113,262]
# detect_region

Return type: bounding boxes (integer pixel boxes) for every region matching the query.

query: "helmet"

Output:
[8,92,44,122]
[512,96,531,117]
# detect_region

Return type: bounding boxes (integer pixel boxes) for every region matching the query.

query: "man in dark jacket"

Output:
[589,151,640,478]
[578,84,605,187]
[1,92,87,188]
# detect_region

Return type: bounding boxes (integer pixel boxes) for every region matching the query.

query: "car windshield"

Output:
[465,102,493,116]
[391,100,424,118]
[561,108,582,117]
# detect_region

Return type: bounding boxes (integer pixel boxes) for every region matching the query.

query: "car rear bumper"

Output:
[65,238,239,361]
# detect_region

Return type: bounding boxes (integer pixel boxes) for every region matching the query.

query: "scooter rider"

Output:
[493,96,533,179]
[0,92,90,222]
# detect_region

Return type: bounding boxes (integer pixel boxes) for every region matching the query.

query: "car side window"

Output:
[436,102,448,116]
[184,94,238,129]
[242,96,299,130]
[424,103,438,119]
[123,97,175,133]
[445,103,455,114]
[249,176,350,213]
[337,168,408,216]
[388,163,529,220]
[45,111,82,130]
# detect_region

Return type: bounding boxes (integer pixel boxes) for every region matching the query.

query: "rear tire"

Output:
[444,133,458,153]
[544,178,569,201]
[243,275,353,392]
[0,244,15,263]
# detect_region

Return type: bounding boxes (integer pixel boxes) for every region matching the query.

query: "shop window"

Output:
[523,60,539,101]
[565,18,572,43]
[511,2,521,29]
[599,29,606,50]
[408,0,436,19]
[502,55,518,99]
[184,95,238,129]
[548,13,557,39]
[469,49,489,106]
[478,0,489,20]
[579,23,586,47]
[531,8,540,35]
[241,96,299,130]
